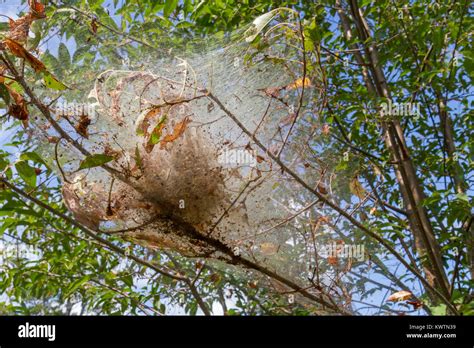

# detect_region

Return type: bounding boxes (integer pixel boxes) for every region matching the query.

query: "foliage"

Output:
[0,0,472,316]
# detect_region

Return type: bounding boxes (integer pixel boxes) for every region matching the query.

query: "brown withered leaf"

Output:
[318,216,331,224]
[387,290,413,302]
[248,281,258,289]
[75,114,91,138]
[327,256,338,265]
[406,300,423,310]
[3,38,46,73]
[317,183,328,195]
[7,14,34,43]
[321,124,330,135]
[104,144,122,159]
[159,116,191,149]
[195,261,204,270]
[6,1,45,43]
[46,136,60,144]
[8,103,28,122]
[5,86,28,125]
[260,86,282,97]
[29,0,46,18]
[91,18,98,34]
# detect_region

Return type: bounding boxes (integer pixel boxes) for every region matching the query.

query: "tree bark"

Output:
[335,0,451,303]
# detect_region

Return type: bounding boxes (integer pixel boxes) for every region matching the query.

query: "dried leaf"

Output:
[407,300,423,310]
[30,0,46,18]
[7,14,34,43]
[248,281,258,289]
[91,18,98,34]
[3,38,46,73]
[349,175,366,199]
[321,124,330,135]
[160,116,191,149]
[75,114,91,138]
[46,136,59,144]
[286,77,311,90]
[261,86,282,97]
[327,256,338,265]
[260,242,278,255]
[318,216,331,224]
[387,290,413,302]
[6,86,28,124]
[137,107,161,136]
[8,103,28,121]
[317,183,328,195]
[104,144,121,159]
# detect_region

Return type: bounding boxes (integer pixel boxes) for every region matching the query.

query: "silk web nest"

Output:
[35,10,359,279]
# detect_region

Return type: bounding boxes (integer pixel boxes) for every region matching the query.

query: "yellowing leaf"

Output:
[138,107,161,137]
[286,77,311,90]
[387,290,413,302]
[145,114,167,153]
[43,72,67,90]
[349,175,366,199]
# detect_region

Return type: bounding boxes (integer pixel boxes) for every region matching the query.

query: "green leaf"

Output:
[0,22,10,32]
[0,84,10,105]
[43,72,68,90]
[64,276,90,299]
[164,0,179,17]
[79,154,114,170]
[455,193,469,203]
[58,42,71,69]
[148,115,167,146]
[430,304,447,315]
[15,161,37,187]
[20,152,46,166]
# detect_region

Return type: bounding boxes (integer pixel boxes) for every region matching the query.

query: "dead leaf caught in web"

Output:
[387,290,413,302]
